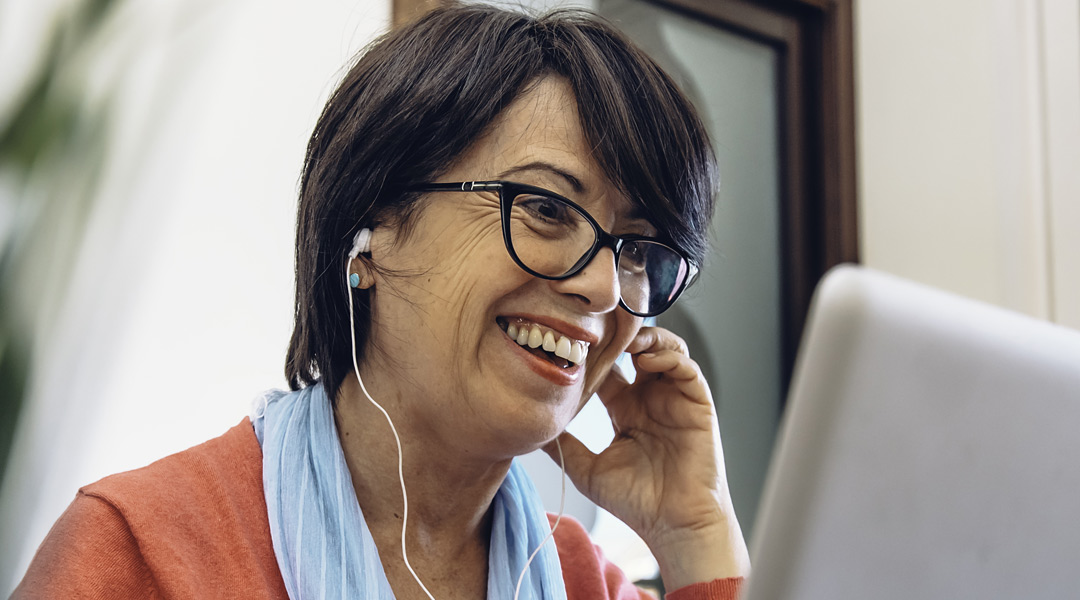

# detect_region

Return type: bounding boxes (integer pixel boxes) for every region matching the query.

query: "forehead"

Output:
[443,77,642,222]
[481,78,585,172]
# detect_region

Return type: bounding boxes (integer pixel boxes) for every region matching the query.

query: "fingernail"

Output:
[639,352,655,359]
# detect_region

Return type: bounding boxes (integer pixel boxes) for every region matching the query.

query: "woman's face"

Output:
[362,77,654,457]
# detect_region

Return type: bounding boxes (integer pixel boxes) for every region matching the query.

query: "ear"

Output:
[349,257,376,290]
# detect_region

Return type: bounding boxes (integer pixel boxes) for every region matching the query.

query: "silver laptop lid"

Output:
[745,266,1080,599]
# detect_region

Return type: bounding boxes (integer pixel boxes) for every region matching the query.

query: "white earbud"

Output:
[349,227,372,259]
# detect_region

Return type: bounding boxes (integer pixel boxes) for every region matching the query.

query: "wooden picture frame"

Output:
[645,0,859,389]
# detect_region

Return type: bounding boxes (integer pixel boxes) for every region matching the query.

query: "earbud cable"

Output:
[347,261,436,600]
[346,260,567,600]
[514,437,565,600]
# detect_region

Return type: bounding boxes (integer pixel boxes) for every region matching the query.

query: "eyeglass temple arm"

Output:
[412,181,500,193]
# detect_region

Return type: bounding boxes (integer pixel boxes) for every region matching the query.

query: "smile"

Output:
[496,317,590,369]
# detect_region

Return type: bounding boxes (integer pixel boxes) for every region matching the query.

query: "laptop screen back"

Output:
[745,266,1080,599]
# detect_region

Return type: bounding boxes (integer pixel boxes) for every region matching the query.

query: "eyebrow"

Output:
[496,161,655,229]
[496,161,586,195]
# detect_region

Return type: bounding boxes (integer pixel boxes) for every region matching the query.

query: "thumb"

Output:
[542,431,596,494]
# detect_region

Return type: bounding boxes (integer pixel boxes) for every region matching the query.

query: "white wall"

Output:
[0,0,389,591]
[856,0,1080,329]
[1,0,653,591]
[1041,0,1080,328]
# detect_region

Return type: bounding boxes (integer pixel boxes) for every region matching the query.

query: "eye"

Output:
[518,195,575,225]
[620,242,649,273]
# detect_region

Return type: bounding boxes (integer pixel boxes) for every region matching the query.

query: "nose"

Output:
[549,246,622,314]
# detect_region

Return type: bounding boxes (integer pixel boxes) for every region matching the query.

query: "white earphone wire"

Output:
[513,437,566,600]
[347,260,437,600]
[346,257,568,600]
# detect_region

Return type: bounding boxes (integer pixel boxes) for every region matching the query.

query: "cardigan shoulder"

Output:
[15,419,287,599]
[13,491,159,599]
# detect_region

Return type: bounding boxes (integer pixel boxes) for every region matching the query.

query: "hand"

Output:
[543,326,750,588]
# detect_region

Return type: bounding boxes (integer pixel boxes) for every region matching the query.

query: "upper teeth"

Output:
[506,321,589,365]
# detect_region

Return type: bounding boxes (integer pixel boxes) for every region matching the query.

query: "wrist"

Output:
[648,512,750,590]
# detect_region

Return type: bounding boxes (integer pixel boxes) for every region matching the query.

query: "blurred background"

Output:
[2,0,1078,594]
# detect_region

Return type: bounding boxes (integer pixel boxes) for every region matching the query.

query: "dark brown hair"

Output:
[286,4,717,400]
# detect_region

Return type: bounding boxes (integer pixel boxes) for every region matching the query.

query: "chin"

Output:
[484,399,575,458]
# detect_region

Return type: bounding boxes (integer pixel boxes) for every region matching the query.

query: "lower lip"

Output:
[500,327,582,386]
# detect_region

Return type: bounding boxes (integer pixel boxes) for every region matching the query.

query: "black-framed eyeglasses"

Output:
[414,181,699,317]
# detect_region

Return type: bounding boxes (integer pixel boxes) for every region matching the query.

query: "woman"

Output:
[17,4,749,598]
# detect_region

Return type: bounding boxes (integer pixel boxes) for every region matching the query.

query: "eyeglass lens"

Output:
[507,191,689,316]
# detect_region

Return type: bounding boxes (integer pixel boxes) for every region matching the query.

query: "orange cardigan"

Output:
[14,420,742,599]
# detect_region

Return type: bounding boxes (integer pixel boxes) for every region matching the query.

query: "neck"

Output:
[334,371,511,569]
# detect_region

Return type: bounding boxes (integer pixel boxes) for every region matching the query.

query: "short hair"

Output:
[286,3,717,399]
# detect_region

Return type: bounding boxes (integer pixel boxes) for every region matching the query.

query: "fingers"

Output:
[608,326,691,393]
[626,326,689,356]
[634,350,713,406]
[634,349,699,381]
[597,327,709,407]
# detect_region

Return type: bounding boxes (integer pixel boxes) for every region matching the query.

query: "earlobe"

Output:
[348,257,376,290]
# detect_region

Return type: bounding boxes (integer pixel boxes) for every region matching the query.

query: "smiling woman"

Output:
[15,4,748,599]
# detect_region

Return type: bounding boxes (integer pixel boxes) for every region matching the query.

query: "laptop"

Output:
[745,265,1080,599]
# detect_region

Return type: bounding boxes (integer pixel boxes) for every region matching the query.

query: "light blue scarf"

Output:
[251,383,567,600]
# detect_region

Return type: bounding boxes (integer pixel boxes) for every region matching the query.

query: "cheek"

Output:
[581,313,643,399]
[409,220,509,310]
[613,312,644,351]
